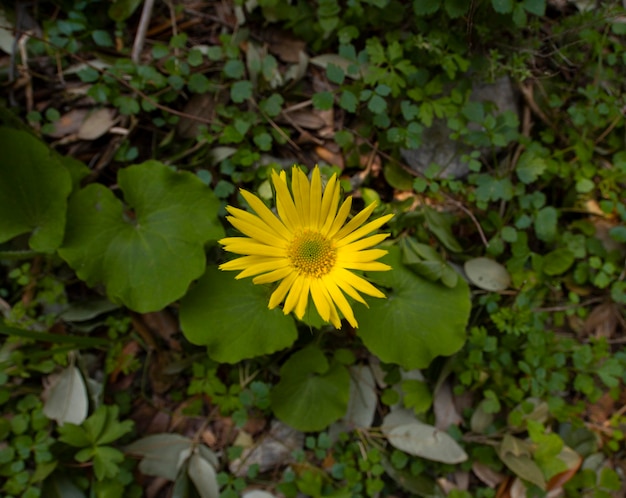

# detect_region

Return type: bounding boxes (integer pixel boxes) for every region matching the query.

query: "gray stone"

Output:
[229,420,304,477]
[400,76,518,179]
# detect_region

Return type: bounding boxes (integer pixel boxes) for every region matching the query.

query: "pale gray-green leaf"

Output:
[343,365,377,429]
[382,409,468,464]
[60,299,120,322]
[188,452,220,498]
[125,433,194,481]
[310,54,364,79]
[464,257,511,291]
[43,366,88,426]
[498,435,546,488]
[242,492,280,498]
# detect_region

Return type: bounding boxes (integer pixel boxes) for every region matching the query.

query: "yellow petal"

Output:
[309,167,322,229]
[272,170,302,230]
[234,258,290,279]
[329,304,341,329]
[332,201,378,241]
[324,197,352,237]
[319,173,339,230]
[334,268,386,298]
[336,248,388,264]
[225,206,271,230]
[322,276,358,328]
[239,191,292,240]
[283,274,305,315]
[219,255,269,271]
[313,280,342,328]
[220,239,286,257]
[295,277,311,319]
[335,213,394,247]
[338,261,392,272]
[268,271,298,309]
[310,278,331,321]
[331,271,367,304]
[253,266,294,284]
[337,233,390,254]
[226,216,288,248]
[293,167,311,227]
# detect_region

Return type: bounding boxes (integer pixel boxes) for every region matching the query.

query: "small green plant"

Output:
[0,394,55,498]
[57,405,133,481]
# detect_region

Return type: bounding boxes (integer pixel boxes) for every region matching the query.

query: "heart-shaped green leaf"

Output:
[0,127,72,252]
[356,247,470,370]
[270,346,350,431]
[59,161,224,312]
[179,266,298,363]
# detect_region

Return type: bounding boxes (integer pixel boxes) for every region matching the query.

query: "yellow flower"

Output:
[219,166,393,328]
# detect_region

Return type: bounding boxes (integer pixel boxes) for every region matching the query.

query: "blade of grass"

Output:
[1,321,109,347]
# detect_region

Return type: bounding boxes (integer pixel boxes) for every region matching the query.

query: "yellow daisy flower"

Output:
[219,166,393,329]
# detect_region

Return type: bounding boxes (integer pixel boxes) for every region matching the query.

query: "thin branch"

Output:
[131,0,156,63]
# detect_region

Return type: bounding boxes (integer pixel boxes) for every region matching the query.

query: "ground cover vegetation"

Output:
[0,0,625,496]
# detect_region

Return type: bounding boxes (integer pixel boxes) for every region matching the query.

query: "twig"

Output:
[448,198,489,248]
[131,0,155,63]
[594,112,624,145]
[278,110,324,146]
[250,98,301,151]
[348,130,491,248]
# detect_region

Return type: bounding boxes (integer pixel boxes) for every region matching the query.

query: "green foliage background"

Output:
[1,0,626,496]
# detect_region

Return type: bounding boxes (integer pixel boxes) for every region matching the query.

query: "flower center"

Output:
[288,230,336,277]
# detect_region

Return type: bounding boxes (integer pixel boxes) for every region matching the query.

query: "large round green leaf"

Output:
[270,346,350,431]
[355,246,470,370]
[59,161,224,312]
[0,127,72,252]
[179,266,298,363]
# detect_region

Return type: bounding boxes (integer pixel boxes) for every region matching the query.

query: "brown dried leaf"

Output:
[142,310,180,348]
[587,391,615,425]
[593,218,624,254]
[434,380,463,430]
[149,351,178,394]
[109,340,141,383]
[177,93,216,139]
[546,446,582,492]
[46,109,88,138]
[145,410,171,435]
[264,28,307,63]
[582,302,620,339]
[145,476,170,498]
[509,478,528,498]
[78,108,116,140]
[229,420,304,477]
[282,109,326,130]
[202,429,218,447]
[473,462,507,488]
[315,145,344,168]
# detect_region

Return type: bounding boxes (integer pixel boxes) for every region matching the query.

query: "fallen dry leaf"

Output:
[46,108,88,138]
[473,461,507,488]
[315,144,344,168]
[177,93,216,139]
[434,380,463,430]
[264,28,307,63]
[281,109,326,130]
[546,447,582,493]
[78,107,116,140]
[582,301,622,339]
[142,309,180,349]
[587,391,615,425]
